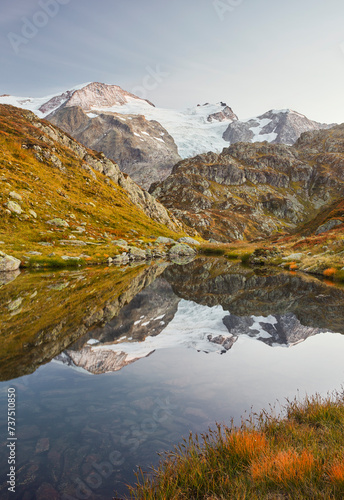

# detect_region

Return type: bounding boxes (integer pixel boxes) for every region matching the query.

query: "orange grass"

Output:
[327,461,344,484]
[251,449,316,485]
[323,267,337,277]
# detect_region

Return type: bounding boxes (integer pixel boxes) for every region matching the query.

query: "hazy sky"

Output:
[1,0,344,122]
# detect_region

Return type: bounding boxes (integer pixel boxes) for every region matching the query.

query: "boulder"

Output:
[168,243,196,257]
[282,253,304,262]
[9,191,22,201]
[5,201,22,215]
[47,218,69,228]
[178,237,201,246]
[59,240,87,246]
[155,236,176,245]
[128,246,146,261]
[0,251,21,272]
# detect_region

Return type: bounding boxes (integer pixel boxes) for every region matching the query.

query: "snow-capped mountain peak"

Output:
[223,108,332,146]
[0,82,153,119]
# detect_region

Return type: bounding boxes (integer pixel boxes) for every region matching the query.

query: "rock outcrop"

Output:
[150,127,344,241]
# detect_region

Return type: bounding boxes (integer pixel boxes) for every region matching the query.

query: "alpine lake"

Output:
[1,256,344,499]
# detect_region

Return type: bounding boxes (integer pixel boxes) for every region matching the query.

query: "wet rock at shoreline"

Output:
[0,251,21,272]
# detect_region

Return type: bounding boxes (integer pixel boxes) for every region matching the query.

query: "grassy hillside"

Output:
[0,105,186,267]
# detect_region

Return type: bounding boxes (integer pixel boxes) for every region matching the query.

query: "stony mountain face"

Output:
[223,109,332,146]
[207,104,238,123]
[47,105,181,190]
[150,126,344,241]
[53,82,154,110]
[40,82,154,115]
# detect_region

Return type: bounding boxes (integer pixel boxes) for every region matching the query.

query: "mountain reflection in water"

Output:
[1,257,344,380]
[1,258,344,499]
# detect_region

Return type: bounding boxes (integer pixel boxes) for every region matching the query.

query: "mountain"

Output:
[0,104,190,267]
[223,109,332,146]
[47,105,181,190]
[0,83,239,187]
[149,126,344,241]
[0,82,152,117]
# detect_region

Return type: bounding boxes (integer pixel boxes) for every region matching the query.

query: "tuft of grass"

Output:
[240,252,252,264]
[128,392,344,499]
[199,246,226,256]
[323,267,337,278]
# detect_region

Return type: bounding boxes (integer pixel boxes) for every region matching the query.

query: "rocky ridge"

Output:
[150,126,344,241]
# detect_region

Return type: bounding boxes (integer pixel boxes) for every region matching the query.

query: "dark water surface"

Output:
[1,258,344,499]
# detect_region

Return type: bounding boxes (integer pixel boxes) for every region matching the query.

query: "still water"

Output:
[0,258,344,499]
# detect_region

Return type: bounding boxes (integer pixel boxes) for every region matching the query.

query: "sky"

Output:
[1,0,344,123]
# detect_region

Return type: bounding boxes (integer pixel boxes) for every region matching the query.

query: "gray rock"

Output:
[9,191,22,201]
[178,237,201,246]
[8,297,23,311]
[47,218,69,228]
[315,219,343,235]
[155,236,176,245]
[168,243,197,257]
[0,251,21,272]
[111,239,129,247]
[29,209,37,218]
[282,253,304,261]
[128,246,146,261]
[5,200,22,215]
[59,240,87,246]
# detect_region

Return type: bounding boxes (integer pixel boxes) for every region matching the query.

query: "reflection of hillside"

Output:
[0,263,168,381]
[2,257,343,380]
[163,258,344,335]
[60,278,181,374]
[71,278,180,348]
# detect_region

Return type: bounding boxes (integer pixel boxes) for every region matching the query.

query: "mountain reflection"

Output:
[1,257,344,380]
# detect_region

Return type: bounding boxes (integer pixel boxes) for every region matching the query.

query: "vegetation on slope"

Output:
[0,105,186,267]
